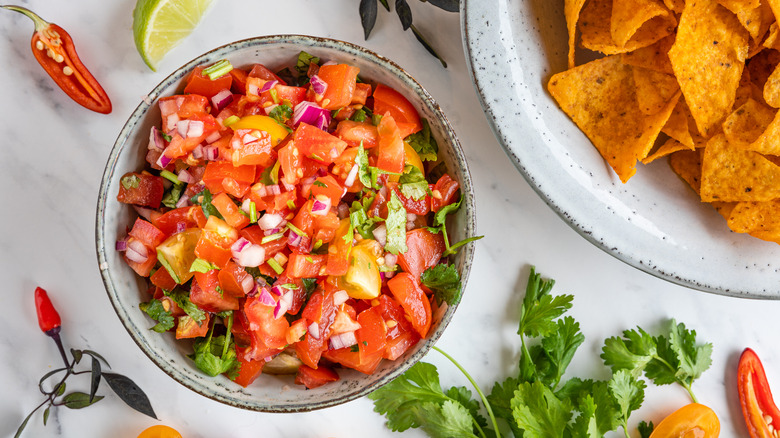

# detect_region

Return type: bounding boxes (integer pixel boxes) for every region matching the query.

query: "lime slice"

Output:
[132,0,214,71]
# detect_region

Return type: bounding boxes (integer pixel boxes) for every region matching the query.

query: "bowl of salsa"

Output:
[96,35,476,411]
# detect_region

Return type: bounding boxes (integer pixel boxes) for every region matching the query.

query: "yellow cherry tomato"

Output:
[228,115,289,146]
[649,403,720,438]
[137,425,182,438]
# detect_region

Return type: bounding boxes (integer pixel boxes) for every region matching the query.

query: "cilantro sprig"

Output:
[370,266,714,438]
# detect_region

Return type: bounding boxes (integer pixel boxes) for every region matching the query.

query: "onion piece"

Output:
[314,111,330,131]
[191,144,204,160]
[384,252,398,269]
[373,224,388,248]
[260,80,278,93]
[177,169,194,184]
[175,194,190,209]
[257,287,276,306]
[231,238,266,267]
[264,103,279,115]
[267,184,281,195]
[281,179,295,192]
[344,163,359,187]
[308,322,321,340]
[257,212,284,230]
[187,120,204,138]
[156,151,172,169]
[133,205,154,221]
[309,75,328,95]
[205,131,222,145]
[329,331,358,350]
[211,89,233,111]
[311,197,331,216]
[148,127,165,151]
[288,230,302,247]
[115,239,127,251]
[241,275,255,295]
[333,290,349,306]
[203,146,219,161]
[125,239,149,263]
[176,120,189,138]
[273,291,293,319]
[292,101,330,128]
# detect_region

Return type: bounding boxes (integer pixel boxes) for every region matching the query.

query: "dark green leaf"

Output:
[190,188,222,220]
[410,24,447,68]
[638,420,654,438]
[102,372,157,419]
[71,348,83,364]
[139,299,175,333]
[90,357,102,403]
[56,381,67,396]
[166,289,206,324]
[80,350,111,368]
[487,378,524,438]
[269,103,293,125]
[421,263,462,305]
[38,367,67,392]
[42,407,50,426]
[161,183,183,209]
[446,235,484,256]
[63,392,103,409]
[570,394,601,438]
[644,334,679,386]
[360,0,378,40]
[414,400,479,438]
[295,51,320,76]
[379,0,390,10]
[540,316,585,385]
[518,266,572,338]
[427,0,459,12]
[395,0,413,29]
[405,118,438,161]
[190,335,240,377]
[14,409,35,438]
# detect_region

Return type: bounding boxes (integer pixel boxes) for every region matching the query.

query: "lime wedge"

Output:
[132,0,214,71]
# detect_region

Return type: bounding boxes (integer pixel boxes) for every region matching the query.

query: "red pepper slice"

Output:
[34,287,61,334]
[738,347,780,438]
[2,6,112,114]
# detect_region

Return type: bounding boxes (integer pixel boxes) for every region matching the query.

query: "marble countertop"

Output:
[0,1,777,437]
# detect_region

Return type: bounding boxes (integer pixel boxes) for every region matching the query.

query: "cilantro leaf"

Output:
[415,401,479,438]
[161,183,183,209]
[356,142,373,188]
[166,289,206,325]
[511,380,572,438]
[295,51,319,76]
[601,327,657,378]
[405,118,438,162]
[399,165,431,201]
[638,420,655,438]
[570,394,601,438]
[518,267,572,338]
[487,378,524,438]
[540,316,584,387]
[190,188,223,220]
[190,335,239,377]
[384,191,408,255]
[668,320,713,384]
[609,370,645,433]
[421,263,462,306]
[269,103,293,125]
[139,299,174,333]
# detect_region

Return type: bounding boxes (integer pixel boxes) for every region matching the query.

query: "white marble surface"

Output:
[0,1,777,437]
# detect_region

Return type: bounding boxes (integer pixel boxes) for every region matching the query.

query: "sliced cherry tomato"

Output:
[176,313,210,339]
[117,172,165,209]
[431,174,460,213]
[649,403,720,438]
[373,83,421,135]
[183,65,233,98]
[738,348,780,438]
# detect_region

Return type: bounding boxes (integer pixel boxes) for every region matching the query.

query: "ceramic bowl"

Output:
[96,35,475,411]
[462,0,780,298]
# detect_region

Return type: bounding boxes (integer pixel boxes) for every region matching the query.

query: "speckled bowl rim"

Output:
[96,35,476,411]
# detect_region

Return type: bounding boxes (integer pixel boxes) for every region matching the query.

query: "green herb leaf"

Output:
[139,299,175,333]
[609,370,645,432]
[166,289,206,325]
[295,51,320,76]
[161,182,183,209]
[399,165,431,201]
[191,335,240,378]
[668,320,713,384]
[359,0,378,39]
[601,327,657,378]
[415,400,479,438]
[518,267,572,338]
[405,119,438,161]
[42,407,50,426]
[638,420,655,438]
[384,191,408,255]
[368,362,449,431]
[190,258,218,274]
[510,380,572,438]
[357,142,373,188]
[488,378,524,438]
[190,188,223,220]
[62,392,104,409]
[540,316,585,387]
[269,103,293,125]
[421,263,461,306]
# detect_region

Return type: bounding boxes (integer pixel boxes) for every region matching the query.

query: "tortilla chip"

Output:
[581,0,677,55]
[633,67,680,115]
[622,34,676,74]
[612,0,674,47]
[669,0,749,137]
[663,0,685,14]
[748,48,780,89]
[643,137,693,163]
[746,109,780,154]
[765,63,780,107]
[700,133,780,201]
[764,23,780,50]
[714,201,738,219]
[719,0,772,41]
[722,98,776,146]
[662,99,696,147]
[565,0,589,69]
[668,147,739,219]
[548,56,679,182]
[727,200,780,233]
[735,67,755,109]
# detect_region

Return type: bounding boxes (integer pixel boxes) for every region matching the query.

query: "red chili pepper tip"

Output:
[34,287,61,335]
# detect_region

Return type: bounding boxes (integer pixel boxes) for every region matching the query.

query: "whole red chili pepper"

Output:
[1,5,112,114]
[738,347,780,438]
[33,287,69,366]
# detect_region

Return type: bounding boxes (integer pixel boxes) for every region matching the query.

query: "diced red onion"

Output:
[165,113,180,133]
[337,202,349,219]
[241,275,255,294]
[156,151,172,169]
[187,120,205,138]
[317,168,328,177]
[205,131,222,144]
[231,237,266,267]
[125,239,149,263]
[314,111,331,131]
[311,197,331,216]
[288,230,302,247]
[270,285,284,297]
[257,287,276,306]
[177,169,194,184]
[260,80,278,93]
[333,290,349,306]
[267,184,281,195]
[159,99,178,117]
[203,146,219,161]
[148,127,165,151]
[255,276,269,288]
[257,212,284,230]
[273,291,293,319]
[308,322,321,340]
[293,101,330,128]
[281,180,295,192]
[115,239,127,251]
[247,83,260,96]
[175,194,190,209]
[254,184,268,197]
[373,224,387,248]
[241,199,252,214]
[133,205,154,221]
[329,331,357,350]
[191,144,204,160]
[384,252,397,268]
[344,163,358,187]
[211,89,233,111]
[176,120,189,138]
[301,176,317,186]
[309,75,328,95]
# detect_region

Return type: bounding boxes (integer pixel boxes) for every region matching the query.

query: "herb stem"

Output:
[432,346,502,438]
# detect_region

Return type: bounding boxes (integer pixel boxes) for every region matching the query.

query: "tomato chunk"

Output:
[373,83,422,135]
[387,273,432,338]
[117,172,165,209]
[397,228,445,280]
[295,364,340,389]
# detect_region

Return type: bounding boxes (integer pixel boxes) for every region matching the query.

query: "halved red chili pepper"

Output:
[2,5,112,114]
[738,347,780,438]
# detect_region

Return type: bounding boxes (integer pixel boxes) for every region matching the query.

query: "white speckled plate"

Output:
[462,0,780,298]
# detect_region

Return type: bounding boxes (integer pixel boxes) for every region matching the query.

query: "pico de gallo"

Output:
[115,52,477,389]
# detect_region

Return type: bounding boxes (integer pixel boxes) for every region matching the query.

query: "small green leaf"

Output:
[90,357,102,402]
[63,392,103,409]
[56,381,67,397]
[14,409,35,438]
[43,407,50,426]
[421,263,462,306]
[71,348,83,364]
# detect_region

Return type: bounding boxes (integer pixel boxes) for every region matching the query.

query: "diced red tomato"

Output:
[150,267,177,291]
[128,218,166,248]
[229,68,249,95]
[322,347,383,375]
[176,313,210,339]
[286,318,308,344]
[430,174,460,212]
[317,64,359,110]
[384,329,421,361]
[313,211,340,244]
[373,83,422,135]
[201,161,256,198]
[218,261,251,297]
[248,64,286,83]
[211,192,251,229]
[293,122,348,164]
[286,253,326,278]
[305,174,345,206]
[376,114,405,174]
[331,147,363,192]
[334,120,379,148]
[295,364,340,389]
[243,295,289,349]
[278,141,302,186]
[391,185,430,216]
[397,228,445,280]
[232,356,265,387]
[117,172,165,209]
[230,129,277,167]
[183,65,233,99]
[352,82,372,105]
[192,270,240,312]
[387,273,432,338]
[325,219,352,276]
[151,207,198,237]
[357,307,387,361]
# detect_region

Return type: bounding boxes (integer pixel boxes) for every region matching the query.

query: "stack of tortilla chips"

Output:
[549,0,780,244]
